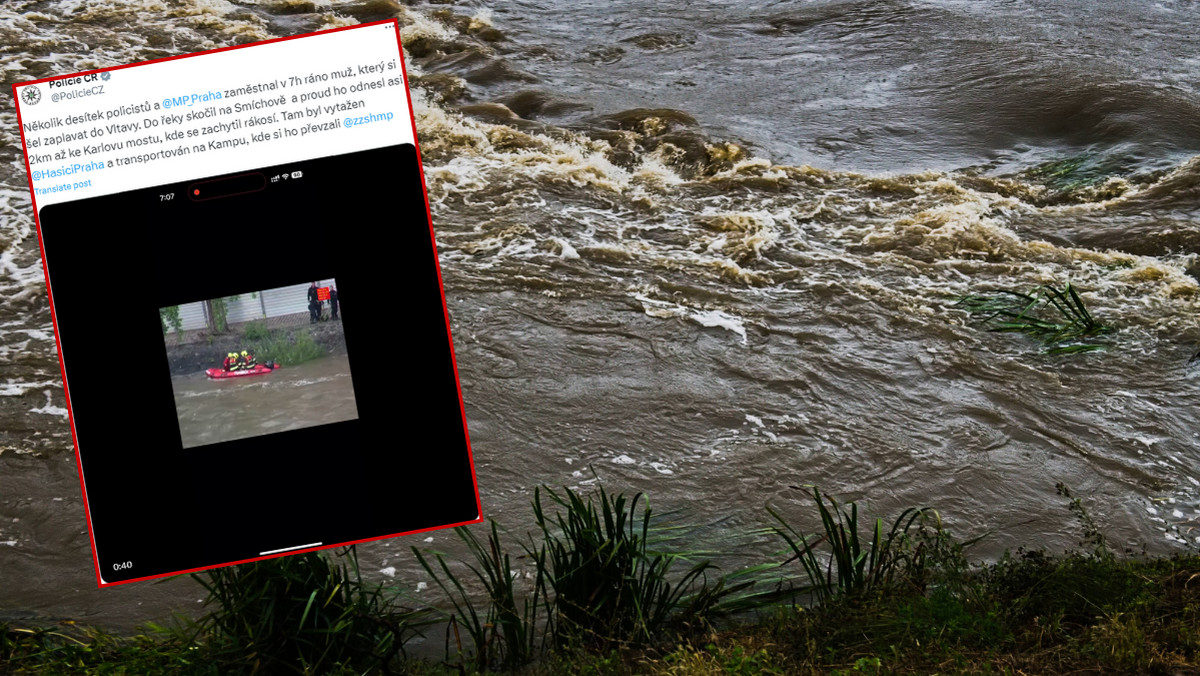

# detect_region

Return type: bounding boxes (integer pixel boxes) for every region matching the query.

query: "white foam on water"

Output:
[0,340,31,360]
[0,447,36,456]
[695,208,788,261]
[631,150,686,189]
[745,414,764,428]
[690,309,748,344]
[635,287,753,345]
[468,8,494,30]
[611,454,635,465]
[649,462,674,475]
[399,6,457,45]
[30,390,68,417]
[285,376,336,387]
[552,237,580,260]
[0,380,60,396]
[16,329,53,341]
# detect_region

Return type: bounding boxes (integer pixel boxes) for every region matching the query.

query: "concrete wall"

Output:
[166,279,337,333]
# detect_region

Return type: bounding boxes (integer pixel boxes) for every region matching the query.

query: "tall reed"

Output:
[532,484,720,648]
[414,483,739,669]
[413,520,547,671]
[768,487,935,603]
[183,546,422,675]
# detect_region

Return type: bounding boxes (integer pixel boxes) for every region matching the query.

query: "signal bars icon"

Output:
[269,171,302,184]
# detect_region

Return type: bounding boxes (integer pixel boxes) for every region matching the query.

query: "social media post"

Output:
[20,25,480,585]
[166,279,357,451]
[14,20,414,211]
[39,145,479,585]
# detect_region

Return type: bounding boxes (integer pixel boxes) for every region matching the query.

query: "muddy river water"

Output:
[172,355,358,449]
[0,0,1198,633]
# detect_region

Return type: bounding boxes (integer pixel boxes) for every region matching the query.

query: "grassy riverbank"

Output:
[3,485,1197,675]
[240,321,327,368]
[163,321,346,376]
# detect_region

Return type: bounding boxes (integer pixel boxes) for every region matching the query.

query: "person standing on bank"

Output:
[329,287,339,320]
[308,282,320,323]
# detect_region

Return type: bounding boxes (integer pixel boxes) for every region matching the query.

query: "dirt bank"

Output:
[163,321,347,377]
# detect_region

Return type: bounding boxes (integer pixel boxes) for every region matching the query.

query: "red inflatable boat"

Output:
[205,363,280,379]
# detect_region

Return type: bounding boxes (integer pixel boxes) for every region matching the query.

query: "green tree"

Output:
[159,305,183,337]
[205,295,241,334]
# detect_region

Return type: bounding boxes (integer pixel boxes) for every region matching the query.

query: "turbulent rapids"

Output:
[0,0,1198,632]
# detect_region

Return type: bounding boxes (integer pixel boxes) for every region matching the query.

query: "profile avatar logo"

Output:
[21,85,41,106]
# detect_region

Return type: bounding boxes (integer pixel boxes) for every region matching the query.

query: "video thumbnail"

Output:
[165,280,356,449]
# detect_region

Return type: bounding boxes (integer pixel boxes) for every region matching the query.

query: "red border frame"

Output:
[12,19,483,588]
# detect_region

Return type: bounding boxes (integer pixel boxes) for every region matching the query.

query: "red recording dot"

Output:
[193,189,200,195]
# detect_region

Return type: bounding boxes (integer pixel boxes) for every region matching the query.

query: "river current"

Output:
[0,0,1198,632]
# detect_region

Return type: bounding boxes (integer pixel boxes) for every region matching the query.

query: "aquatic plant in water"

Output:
[182,546,424,675]
[768,487,937,603]
[955,283,1112,354]
[531,484,723,648]
[413,483,750,670]
[413,519,549,671]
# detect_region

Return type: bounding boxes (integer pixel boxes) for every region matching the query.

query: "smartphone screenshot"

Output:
[15,21,480,585]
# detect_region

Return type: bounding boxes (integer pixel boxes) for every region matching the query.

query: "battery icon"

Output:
[291,171,303,179]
